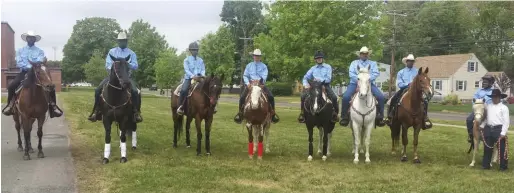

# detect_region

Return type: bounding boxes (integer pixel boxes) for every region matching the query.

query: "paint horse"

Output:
[99,54,137,164]
[468,98,498,167]
[303,80,335,161]
[389,67,432,163]
[242,80,272,159]
[171,74,223,156]
[11,61,54,160]
[349,65,376,164]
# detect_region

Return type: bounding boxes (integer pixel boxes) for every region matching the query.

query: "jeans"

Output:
[7,70,28,104]
[341,83,385,118]
[238,85,275,111]
[482,125,508,170]
[301,85,339,113]
[179,79,191,107]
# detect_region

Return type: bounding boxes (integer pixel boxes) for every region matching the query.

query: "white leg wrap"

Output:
[132,131,137,147]
[121,142,127,157]
[104,144,111,159]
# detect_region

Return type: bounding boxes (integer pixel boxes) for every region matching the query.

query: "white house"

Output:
[415,53,488,100]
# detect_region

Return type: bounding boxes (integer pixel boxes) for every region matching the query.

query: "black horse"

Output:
[99,54,137,164]
[303,80,335,161]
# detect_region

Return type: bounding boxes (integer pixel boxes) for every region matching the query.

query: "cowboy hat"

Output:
[21,31,41,42]
[314,51,324,59]
[117,32,128,40]
[252,49,262,56]
[487,89,507,99]
[355,46,372,56]
[402,54,416,65]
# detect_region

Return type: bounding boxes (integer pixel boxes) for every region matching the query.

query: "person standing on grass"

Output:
[466,75,495,142]
[479,89,509,171]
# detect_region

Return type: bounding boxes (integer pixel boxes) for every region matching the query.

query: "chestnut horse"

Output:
[389,67,432,163]
[12,61,54,160]
[243,80,272,160]
[171,74,223,156]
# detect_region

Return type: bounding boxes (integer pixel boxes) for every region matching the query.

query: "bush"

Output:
[442,94,460,105]
[267,82,293,96]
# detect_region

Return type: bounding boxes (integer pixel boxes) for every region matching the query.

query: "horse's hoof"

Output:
[322,156,327,161]
[365,159,371,164]
[120,157,128,163]
[249,155,253,159]
[17,147,23,152]
[29,148,35,153]
[186,145,191,148]
[257,156,263,160]
[132,146,137,150]
[206,152,211,156]
[401,157,408,162]
[353,160,359,164]
[37,152,45,158]
[102,158,109,164]
[469,163,475,167]
[23,155,30,160]
[307,155,313,161]
[413,159,421,164]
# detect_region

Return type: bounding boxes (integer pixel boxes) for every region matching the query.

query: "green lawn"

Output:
[429,102,514,115]
[60,90,513,193]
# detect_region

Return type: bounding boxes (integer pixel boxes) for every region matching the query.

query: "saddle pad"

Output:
[173,80,198,96]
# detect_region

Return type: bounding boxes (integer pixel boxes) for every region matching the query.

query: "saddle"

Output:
[173,79,200,96]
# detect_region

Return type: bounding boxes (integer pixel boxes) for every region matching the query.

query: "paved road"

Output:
[1,105,77,193]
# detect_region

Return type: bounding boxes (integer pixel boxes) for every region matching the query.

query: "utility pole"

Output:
[385,10,407,97]
[52,46,57,60]
[239,37,253,94]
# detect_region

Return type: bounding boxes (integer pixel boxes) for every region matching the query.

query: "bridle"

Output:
[305,83,329,115]
[101,60,131,110]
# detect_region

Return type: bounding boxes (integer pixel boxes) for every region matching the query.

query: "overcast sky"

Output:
[1,0,225,60]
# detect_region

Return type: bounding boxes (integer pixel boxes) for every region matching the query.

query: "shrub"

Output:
[267,82,293,96]
[442,94,459,105]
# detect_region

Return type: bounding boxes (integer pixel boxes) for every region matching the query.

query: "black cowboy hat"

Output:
[314,51,324,59]
[487,89,507,99]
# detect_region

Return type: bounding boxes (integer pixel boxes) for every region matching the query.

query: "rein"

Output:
[101,61,132,110]
[350,81,376,124]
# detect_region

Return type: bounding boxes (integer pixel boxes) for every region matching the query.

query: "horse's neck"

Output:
[406,85,422,110]
[354,88,373,109]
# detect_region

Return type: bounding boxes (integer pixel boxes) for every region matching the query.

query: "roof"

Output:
[1,21,15,33]
[486,71,509,79]
[415,53,474,78]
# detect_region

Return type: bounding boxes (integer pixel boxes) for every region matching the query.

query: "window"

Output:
[456,80,467,91]
[432,80,442,90]
[475,81,480,88]
[467,61,478,72]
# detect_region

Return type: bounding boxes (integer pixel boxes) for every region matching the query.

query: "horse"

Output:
[468,98,498,167]
[389,67,432,163]
[171,74,223,156]
[349,65,376,164]
[99,54,137,164]
[303,80,335,161]
[12,61,54,160]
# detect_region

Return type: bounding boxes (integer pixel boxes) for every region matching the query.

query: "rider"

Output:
[233,49,279,124]
[466,74,495,142]
[2,31,62,118]
[298,51,339,123]
[87,31,142,123]
[176,41,206,115]
[386,54,432,129]
[340,46,385,127]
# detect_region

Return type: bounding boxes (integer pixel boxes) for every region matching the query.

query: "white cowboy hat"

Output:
[355,46,372,56]
[117,32,128,40]
[252,49,262,56]
[402,54,416,64]
[21,31,41,42]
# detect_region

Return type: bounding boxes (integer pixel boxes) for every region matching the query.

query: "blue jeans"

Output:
[179,79,191,106]
[466,113,474,135]
[341,83,385,118]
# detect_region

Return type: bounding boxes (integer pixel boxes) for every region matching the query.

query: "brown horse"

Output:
[389,67,432,163]
[242,80,272,159]
[171,74,223,156]
[12,62,55,160]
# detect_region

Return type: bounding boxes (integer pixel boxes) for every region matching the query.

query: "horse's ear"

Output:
[424,67,429,74]
[125,54,131,62]
[109,54,116,62]
[418,67,423,75]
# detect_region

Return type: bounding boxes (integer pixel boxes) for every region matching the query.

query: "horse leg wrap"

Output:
[104,144,111,159]
[120,142,127,157]
[258,142,264,157]
[248,142,254,156]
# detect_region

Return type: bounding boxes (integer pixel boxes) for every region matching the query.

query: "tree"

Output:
[62,17,121,83]
[128,19,169,88]
[254,1,384,83]
[155,48,185,90]
[199,25,236,85]
[46,60,61,68]
[82,50,108,86]
[493,72,512,94]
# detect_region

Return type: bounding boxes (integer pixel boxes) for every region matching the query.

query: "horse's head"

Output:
[28,60,54,91]
[472,98,486,122]
[247,79,264,109]
[307,80,327,114]
[414,67,432,99]
[357,65,371,98]
[204,73,224,106]
[108,54,131,90]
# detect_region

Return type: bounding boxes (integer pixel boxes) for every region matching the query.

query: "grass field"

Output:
[59,89,514,193]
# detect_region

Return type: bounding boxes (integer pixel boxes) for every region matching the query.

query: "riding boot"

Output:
[386,105,395,126]
[422,116,432,130]
[270,100,279,123]
[468,133,473,143]
[2,90,15,116]
[132,94,142,123]
[177,95,186,116]
[48,90,63,118]
[88,90,102,122]
[339,102,350,126]
[375,112,385,127]
[233,107,243,124]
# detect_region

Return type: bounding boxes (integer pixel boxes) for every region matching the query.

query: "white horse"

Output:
[243,81,271,159]
[468,98,498,167]
[349,65,376,164]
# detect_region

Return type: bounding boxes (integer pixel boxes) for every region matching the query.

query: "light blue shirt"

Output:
[302,63,332,86]
[349,59,380,84]
[244,61,268,85]
[473,87,493,105]
[183,56,206,80]
[105,47,138,71]
[396,67,418,89]
[16,46,45,71]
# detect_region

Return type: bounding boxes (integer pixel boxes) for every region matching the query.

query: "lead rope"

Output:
[480,129,509,165]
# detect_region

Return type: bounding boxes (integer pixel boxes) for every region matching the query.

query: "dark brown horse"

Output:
[171,74,223,156]
[12,61,54,160]
[242,80,272,159]
[389,67,432,163]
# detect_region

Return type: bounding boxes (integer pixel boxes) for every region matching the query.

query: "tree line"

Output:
[61,1,514,91]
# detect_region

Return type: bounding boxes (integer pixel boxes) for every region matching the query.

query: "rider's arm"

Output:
[302,67,314,87]
[501,105,510,136]
[369,61,380,81]
[15,48,31,71]
[200,59,206,76]
[129,51,138,70]
[105,49,114,70]
[396,70,407,89]
[183,57,194,79]
[35,48,45,63]
[349,61,358,83]
[243,63,251,85]
[260,64,268,83]
[326,65,333,84]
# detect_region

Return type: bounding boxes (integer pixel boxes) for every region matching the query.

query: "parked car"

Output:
[431,91,443,102]
[149,84,158,91]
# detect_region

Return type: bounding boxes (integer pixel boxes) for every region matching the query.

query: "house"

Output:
[415,53,487,100]
[486,71,512,97]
